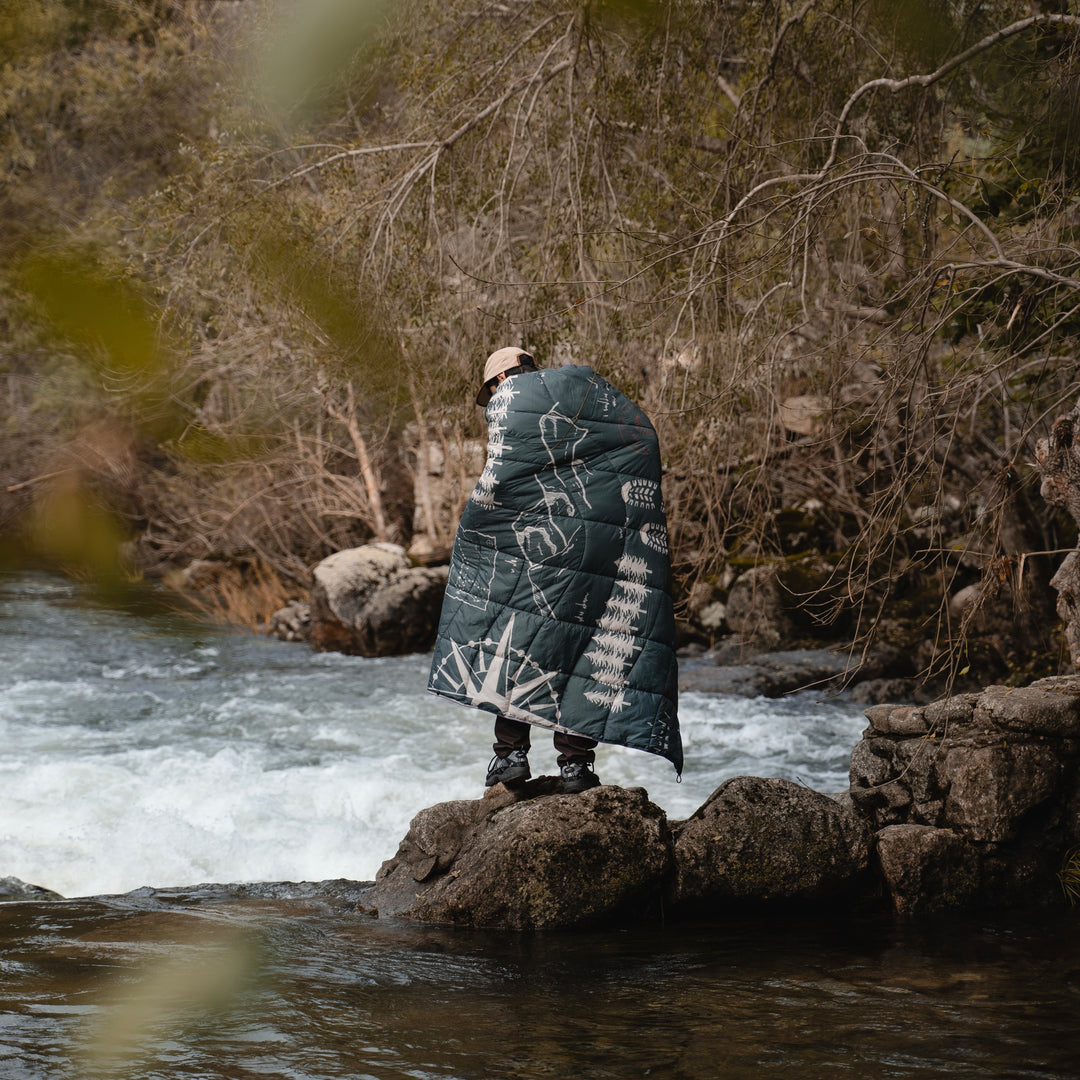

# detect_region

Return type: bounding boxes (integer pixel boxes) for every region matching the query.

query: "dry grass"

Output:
[164,557,300,635]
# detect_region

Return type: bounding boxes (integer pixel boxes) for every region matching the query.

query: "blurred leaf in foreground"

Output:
[80,921,263,1078]
[24,469,129,587]
[18,249,165,383]
[255,0,392,125]
[9,247,168,585]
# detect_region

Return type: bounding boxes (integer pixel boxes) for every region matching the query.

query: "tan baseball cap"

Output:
[476,346,534,406]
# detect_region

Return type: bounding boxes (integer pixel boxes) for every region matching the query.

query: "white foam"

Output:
[0,575,868,897]
[1,741,483,897]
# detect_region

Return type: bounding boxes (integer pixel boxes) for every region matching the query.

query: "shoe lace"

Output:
[562,761,593,777]
[490,751,526,772]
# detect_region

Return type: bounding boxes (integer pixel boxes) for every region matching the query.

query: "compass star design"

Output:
[434,614,562,724]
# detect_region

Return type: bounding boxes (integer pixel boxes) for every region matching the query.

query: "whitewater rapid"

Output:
[1,574,868,898]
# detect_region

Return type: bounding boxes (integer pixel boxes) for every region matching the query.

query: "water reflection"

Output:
[1,887,1077,1079]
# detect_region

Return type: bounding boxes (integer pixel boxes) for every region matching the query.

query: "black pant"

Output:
[493,715,597,767]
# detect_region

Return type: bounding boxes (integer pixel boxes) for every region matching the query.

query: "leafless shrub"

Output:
[4,1,1080,676]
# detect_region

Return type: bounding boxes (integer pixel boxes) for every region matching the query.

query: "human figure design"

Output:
[511,405,591,618]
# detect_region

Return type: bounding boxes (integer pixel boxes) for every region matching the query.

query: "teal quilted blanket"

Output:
[427,364,682,773]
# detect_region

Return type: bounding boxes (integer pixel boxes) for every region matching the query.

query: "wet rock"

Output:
[669,776,872,912]
[678,648,858,697]
[268,601,311,643]
[849,681,1080,908]
[875,825,980,916]
[680,634,916,700]
[848,678,928,706]
[678,661,773,695]
[361,782,672,929]
[308,543,448,656]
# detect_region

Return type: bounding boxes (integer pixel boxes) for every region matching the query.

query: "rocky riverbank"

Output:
[354,675,1080,928]
[7,674,1078,925]
[252,541,951,705]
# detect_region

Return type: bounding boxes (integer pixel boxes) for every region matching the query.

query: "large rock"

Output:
[723,565,794,648]
[360,782,673,929]
[849,678,1080,909]
[874,825,980,916]
[679,647,859,697]
[974,679,1080,737]
[268,600,311,643]
[669,776,872,911]
[353,676,1080,927]
[308,543,448,656]
[1037,403,1080,669]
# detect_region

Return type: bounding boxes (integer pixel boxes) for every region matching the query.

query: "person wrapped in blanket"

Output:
[428,347,681,794]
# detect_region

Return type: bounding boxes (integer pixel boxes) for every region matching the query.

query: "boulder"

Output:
[874,825,979,916]
[669,776,872,912]
[679,647,859,697]
[973,679,1080,737]
[724,565,793,648]
[848,678,928,706]
[268,601,311,643]
[360,781,673,929]
[682,579,729,640]
[864,703,930,736]
[681,628,914,700]
[940,740,1064,842]
[778,394,826,436]
[849,681,1080,908]
[1037,402,1080,669]
[308,543,448,656]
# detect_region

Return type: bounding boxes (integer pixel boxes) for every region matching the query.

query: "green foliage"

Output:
[1060,847,1080,905]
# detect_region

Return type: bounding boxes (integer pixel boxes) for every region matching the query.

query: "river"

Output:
[1,572,1078,1079]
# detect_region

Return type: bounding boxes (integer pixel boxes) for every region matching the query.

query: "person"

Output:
[427,346,682,794]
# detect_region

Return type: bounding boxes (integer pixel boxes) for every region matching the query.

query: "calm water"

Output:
[2,886,1078,1080]
[2,573,1078,1079]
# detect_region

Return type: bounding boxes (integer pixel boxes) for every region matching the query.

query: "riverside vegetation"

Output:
[3,1,1080,700]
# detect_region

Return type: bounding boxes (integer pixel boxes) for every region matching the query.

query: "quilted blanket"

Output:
[427,364,682,773]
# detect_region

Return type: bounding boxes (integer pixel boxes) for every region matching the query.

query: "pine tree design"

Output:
[472,382,515,510]
[584,553,649,713]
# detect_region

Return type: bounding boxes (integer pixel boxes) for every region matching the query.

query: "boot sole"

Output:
[561,777,601,794]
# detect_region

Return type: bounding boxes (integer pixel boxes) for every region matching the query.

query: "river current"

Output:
[1,572,1078,1079]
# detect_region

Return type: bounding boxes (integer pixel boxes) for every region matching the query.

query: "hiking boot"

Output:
[485,749,531,788]
[560,760,601,794]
